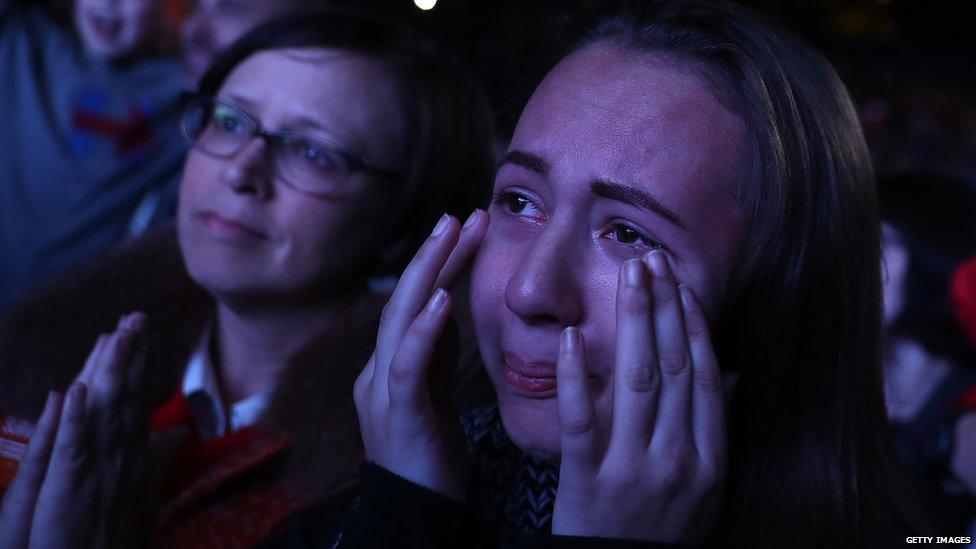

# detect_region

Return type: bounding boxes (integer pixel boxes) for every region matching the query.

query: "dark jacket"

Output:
[268,406,691,549]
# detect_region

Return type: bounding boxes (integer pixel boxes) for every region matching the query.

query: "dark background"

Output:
[330,0,976,183]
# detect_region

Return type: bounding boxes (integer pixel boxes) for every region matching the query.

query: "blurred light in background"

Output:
[414,0,437,10]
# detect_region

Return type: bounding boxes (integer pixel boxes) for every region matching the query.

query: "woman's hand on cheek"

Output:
[552,250,732,544]
[354,210,489,502]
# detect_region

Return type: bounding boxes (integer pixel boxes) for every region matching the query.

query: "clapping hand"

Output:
[0,312,184,548]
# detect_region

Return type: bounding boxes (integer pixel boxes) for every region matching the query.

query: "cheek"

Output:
[178,154,217,211]
[469,230,515,343]
[269,203,339,276]
[273,194,390,286]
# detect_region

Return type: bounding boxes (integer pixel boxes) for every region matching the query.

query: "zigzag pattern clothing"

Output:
[463,405,560,547]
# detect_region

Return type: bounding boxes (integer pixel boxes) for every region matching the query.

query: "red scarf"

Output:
[149,391,307,547]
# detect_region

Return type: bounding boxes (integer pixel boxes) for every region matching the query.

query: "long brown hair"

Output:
[577,1,927,546]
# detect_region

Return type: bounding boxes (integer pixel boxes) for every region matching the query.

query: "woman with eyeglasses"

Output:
[0,9,494,548]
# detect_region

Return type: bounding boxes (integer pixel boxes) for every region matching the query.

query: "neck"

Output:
[212,290,365,404]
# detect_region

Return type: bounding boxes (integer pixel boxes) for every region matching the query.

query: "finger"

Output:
[0,392,63,548]
[354,353,376,441]
[608,258,660,454]
[35,382,89,530]
[387,289,452,418]
[557,327,601,479]
[433,209,488,290]
[88,329,137,450]
[122,310,148,332]
[374,215,460,402]
[354,352,376,409]
[45,383,88,480]
[644,250,694,450]
[78,334,111,387]
[679,285,727,463]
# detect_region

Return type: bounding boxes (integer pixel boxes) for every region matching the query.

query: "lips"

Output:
[502,352,557,396]
[197,211,267,240]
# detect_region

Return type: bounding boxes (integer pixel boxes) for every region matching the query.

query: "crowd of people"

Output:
[0,0,973,547]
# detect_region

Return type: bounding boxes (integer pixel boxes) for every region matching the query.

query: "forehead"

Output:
[219,48,406,156]
[512,43,749,214]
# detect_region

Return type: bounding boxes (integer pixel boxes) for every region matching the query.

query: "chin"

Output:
[495,389,562,462]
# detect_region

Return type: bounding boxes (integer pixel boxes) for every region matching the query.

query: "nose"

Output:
[504,220,584,327]
[220,138,274,199]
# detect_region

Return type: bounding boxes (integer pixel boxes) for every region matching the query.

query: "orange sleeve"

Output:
[0,414,33,490]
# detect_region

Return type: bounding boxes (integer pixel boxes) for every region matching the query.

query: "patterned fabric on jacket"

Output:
[463,405,559,547]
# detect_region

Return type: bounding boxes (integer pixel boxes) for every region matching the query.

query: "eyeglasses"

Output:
[179,95,403,197]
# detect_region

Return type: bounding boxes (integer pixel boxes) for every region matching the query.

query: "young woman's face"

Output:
[470,43,751,459]
[178,48,406,305]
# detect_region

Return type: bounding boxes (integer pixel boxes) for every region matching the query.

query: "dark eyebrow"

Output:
[591,180,689,231]
[499,150,549,174]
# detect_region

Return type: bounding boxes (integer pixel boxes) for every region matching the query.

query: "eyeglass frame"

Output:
[179,94,405,198]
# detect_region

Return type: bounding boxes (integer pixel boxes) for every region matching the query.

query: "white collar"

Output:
[182,321,269,440]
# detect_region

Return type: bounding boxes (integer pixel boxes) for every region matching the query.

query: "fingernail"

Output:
[561,326,580,353]
[431,214,451,236]
[44,390,59,411]
[69,381,87,399]
[426,288,448,314]
[625,258,645,287]
[462,209,481,229]
[678,284,695,311]
[124,312,138,330]
[645,249,668,278]
[130,313,147,332]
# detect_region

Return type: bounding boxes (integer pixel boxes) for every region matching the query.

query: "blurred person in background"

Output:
[181,0,332,87]
[951,255,976,537]
[0,0,185,314]
[0,9,495,547]
[881,174,976,534]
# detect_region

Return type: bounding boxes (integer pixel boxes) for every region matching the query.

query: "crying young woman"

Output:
[328,1,928,548]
